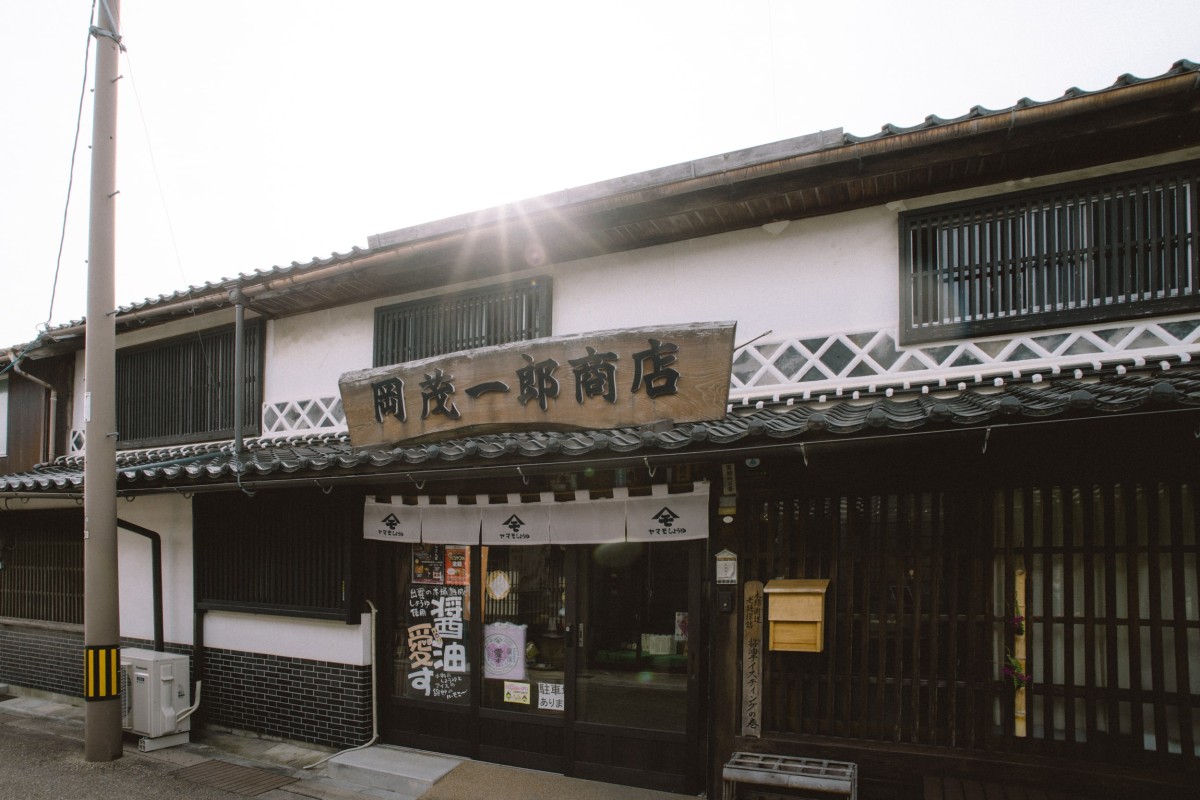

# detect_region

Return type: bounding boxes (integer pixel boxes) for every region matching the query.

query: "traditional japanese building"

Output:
[2,60,1199,799]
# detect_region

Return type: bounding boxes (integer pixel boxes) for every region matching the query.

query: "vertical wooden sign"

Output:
[741,580,764,738]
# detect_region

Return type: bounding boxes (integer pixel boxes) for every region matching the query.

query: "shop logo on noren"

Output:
[503,514,526,533]
[382,513,401,530]
[652,507,680,528]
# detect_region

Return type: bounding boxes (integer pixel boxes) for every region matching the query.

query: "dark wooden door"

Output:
[382,540,705,793]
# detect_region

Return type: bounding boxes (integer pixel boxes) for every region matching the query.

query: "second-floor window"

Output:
[116,321,263,448]
[900,162,1200,344]
[374,279,552,367]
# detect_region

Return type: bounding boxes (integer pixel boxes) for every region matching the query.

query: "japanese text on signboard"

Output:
[405,584,470,702]
[370,338,680,426]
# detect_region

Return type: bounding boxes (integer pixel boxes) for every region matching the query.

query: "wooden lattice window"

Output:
[901,161,1200,344]
[743,481,1200,769]
[193,488,360,622]
[0,510,83,624]
[116,321,262,448]
[373,279,551,367]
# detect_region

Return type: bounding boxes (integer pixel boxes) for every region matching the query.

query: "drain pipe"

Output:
[116,518,164,653]
[303,599,378,769]
[192,608,207,717]
[9,360,57,464]
[230,288,247,459]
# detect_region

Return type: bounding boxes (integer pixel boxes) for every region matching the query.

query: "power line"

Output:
[46,0,100,335]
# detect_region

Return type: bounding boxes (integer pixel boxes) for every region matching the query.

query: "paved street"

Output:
[0,708,242,800]
[0,697,686,800]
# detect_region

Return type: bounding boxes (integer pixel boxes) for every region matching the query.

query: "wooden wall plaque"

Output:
[339,322,736,448]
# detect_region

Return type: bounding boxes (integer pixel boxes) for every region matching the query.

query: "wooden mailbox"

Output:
[764,579,830,652]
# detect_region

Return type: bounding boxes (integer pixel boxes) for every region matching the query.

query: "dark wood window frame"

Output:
[0,510,83,625]
[116,320,263,448]
[373,279,552,367]
[900,161,1200,344]
[193,488,362,623]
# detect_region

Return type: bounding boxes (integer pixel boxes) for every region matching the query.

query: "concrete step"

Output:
[325,745,463,798]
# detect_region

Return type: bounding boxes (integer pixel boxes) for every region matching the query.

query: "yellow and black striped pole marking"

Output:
[84,645,120,702]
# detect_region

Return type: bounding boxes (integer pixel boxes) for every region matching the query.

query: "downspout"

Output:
[116,518,163,653]
[9,360,57,464]
[192,608,206,716]
[230,288,247,459]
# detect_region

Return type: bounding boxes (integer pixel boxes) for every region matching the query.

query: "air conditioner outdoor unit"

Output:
[120,648,192,751]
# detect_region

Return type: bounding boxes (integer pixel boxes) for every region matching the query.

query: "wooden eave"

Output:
[25,63,1200,357]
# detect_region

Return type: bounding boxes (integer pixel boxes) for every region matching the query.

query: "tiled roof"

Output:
[842,59,1199,143]
[4,368,1197,495]
[13,60,1198,354]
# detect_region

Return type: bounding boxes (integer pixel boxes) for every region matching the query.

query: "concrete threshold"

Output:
[326,745,464,797]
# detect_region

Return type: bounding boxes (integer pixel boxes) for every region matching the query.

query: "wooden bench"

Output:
[723,752,857,800]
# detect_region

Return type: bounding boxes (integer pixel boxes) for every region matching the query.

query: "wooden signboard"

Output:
[339,322,736,448]
[741,580,764,738]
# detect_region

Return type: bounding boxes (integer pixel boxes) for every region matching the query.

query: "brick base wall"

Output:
[201,647,372,749]
[0,622,373,750]
[0,619,84,698]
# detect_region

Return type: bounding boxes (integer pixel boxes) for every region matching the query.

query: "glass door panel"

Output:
[394,543,472,704]
[480,545,568,716]
[575,541,690,732]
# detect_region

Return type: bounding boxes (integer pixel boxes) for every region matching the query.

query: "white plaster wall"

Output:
[116,493,195,645]
[257,207,899,403]
[263,304,374,404]
[552,206,897,341]
[203,611,372,666]
[114,493,372,664]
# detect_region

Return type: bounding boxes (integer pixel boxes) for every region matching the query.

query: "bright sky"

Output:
[1,0,1197,348]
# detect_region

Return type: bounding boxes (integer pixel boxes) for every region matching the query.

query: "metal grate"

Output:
[175,760,296,796]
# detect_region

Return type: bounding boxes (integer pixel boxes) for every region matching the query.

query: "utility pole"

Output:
[83,0,123,762]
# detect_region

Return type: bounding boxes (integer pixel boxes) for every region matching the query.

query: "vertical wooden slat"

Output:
[1123,482,1146,744]
[891,494,909,742]
[1040,485,1056,746]
[1062,485,1077,745]
[1021,487,1040,745]
[1000,486,1015,745]
[909,492,925,744]
[1102,485,1122,744]
[1146,483,1169,752]
[1082,484,1099,744]
[1169,482,1195,758]
[1146,180,1160,299]
[823,499,839,736]
[946,492,963,748]
[853,497,872,740]
[928,492,945,746]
